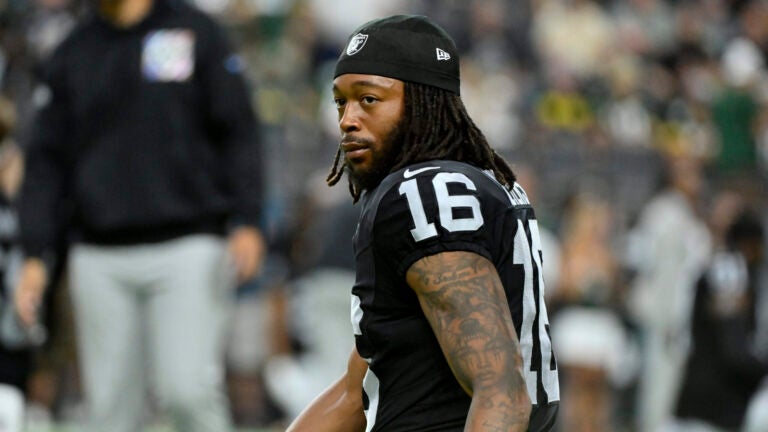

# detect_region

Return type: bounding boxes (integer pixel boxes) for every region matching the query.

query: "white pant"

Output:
[69,235,234,432]
[637,328,688,432]
[0,384,23,432]
[744,383,768,432]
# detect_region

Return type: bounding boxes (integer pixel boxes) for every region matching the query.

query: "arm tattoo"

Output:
[407,251,530,431]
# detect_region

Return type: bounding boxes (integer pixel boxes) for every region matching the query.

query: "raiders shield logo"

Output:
[346,33,368,56]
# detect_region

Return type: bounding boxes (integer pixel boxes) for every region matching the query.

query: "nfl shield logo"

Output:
[346,33,368,56]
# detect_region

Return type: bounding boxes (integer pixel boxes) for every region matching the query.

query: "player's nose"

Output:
[339,102,362,133]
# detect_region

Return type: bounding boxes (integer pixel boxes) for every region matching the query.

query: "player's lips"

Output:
[341,140,370,160]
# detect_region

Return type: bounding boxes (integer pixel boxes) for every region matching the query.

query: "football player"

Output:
[288,15,559,432]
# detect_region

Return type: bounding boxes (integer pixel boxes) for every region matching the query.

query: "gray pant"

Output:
[69,235,234,432]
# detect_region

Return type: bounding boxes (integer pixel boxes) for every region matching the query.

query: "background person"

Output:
[672,210,768,431]
[12,0,265,430]
[0,96,34,432]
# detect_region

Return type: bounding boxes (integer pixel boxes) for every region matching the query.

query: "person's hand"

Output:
[13,258,49,327]
[227,226,265,283]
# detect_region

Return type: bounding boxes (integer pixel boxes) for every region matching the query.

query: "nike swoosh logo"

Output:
[403,166,440,178]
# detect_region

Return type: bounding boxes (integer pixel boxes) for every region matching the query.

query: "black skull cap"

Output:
[334,15,460,94]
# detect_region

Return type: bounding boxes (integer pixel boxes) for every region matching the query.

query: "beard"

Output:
[346,120,405,192]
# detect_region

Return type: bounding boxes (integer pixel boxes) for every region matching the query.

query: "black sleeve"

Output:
[197,16,263,229]
[372,167,499,279]
[18,49,72,268]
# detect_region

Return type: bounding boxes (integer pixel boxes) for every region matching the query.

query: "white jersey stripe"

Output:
[513,221,539,400]
[528,219,560,401]
[351,294,363,336]
[363,369,380,432]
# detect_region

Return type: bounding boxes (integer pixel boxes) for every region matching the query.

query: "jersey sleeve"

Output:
[371,167,505,279]
[19,40,74,268]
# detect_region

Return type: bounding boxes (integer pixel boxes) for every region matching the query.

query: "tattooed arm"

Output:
[287,347,367,432]
[407,251,531,432]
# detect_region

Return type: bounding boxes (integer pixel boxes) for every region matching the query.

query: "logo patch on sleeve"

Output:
[142,30,195,82]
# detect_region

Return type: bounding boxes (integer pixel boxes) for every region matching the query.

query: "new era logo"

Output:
[436,48,451,61]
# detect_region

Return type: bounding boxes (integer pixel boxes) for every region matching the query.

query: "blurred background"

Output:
[0,0,767,431]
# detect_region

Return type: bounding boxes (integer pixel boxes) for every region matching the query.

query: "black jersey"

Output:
[675,251,768,429]
[351,160,559,432]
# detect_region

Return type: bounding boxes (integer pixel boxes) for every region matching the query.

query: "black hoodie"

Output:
[20,0,263,261]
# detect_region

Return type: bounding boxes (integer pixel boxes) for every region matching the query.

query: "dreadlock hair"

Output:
[327,81,517,202]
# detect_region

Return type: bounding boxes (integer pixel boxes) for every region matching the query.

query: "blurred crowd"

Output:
[0,0,767,431]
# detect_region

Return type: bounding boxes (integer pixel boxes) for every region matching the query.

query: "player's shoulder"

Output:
[359,160,499,268]
[398,160,492,182]
[375,160,507,200]
[359,160,523,236]
[363,160,532,219]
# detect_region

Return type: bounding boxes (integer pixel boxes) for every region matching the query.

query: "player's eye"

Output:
[334,98,346,109]
[361,96,378,105]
